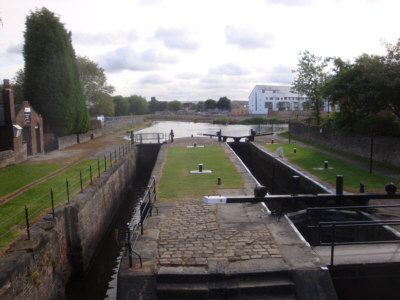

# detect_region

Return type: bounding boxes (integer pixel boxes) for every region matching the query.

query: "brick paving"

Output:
[157,200,282,267]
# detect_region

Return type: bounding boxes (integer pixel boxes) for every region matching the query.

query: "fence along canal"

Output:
[0,141,134,249]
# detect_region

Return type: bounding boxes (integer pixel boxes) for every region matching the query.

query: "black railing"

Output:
[0,141,135,246]
[308,211,400,266]
[125,176,157,268]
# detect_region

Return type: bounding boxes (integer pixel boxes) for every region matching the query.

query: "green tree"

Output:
[128,95,148,115]
[113,95,129,116]
[148,97,167,113]
[204,99,217,109]
[217,96,231,110]
[292,51,330,125]
[11,69,25,104]
[76,56,115,108]
[89,92,114,116]
[384,39,400,119]
[23,7,89,135]
[167,100,182,112]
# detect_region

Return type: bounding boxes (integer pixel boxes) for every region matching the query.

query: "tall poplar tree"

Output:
[23,7,89,136]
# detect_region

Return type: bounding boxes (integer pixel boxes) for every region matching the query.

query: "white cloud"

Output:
[265,65,294,84]
[155,27,200,52]
[264,0,313,5]
[72,30,138,45]
[209,63,250,76]
[98,46,178,72]
[139,74,172,85]
[225,26,274,50]
[6,43,23,56]
[176,72,201,80]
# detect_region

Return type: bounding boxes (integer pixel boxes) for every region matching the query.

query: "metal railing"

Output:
[307,204,400,266]
[134,133,166,144]
[0,141,135,246]
[125,176,157,268]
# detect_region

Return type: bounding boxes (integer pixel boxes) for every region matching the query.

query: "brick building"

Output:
[0,79,44,164]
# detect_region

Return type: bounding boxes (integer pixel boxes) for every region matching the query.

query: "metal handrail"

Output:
[306,204,400,225]
[309,219,400,266]
[125,176,157,268]
[134,133,166,144]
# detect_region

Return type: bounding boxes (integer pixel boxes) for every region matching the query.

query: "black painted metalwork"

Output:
[126,176,158,268]
[201,129,273,142]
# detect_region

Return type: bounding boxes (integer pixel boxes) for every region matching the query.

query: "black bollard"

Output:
[360,183,365,193]
[199,163,203,172]
[324,161,329,169]
[217,177,221,185]
[292,175,300,195]
[336,175,343,195]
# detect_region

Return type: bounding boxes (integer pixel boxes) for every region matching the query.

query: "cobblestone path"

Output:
[158,200,282,267]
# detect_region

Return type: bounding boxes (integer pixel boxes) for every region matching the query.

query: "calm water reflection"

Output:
[136,121,287,138]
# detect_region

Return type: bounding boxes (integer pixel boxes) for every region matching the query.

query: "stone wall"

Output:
[0,148,138,299]
[57,129,103,150]
[249,143,330,195]
[290,122,400,168]
[0,150,14,168]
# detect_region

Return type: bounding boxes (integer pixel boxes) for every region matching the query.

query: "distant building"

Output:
[0,79,44,165]
[248,85,332,115]
[231,100,248,115]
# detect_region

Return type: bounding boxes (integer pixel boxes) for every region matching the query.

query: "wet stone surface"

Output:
[158,200,282,267]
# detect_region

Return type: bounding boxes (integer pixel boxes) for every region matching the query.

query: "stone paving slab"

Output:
[157,200,283,268]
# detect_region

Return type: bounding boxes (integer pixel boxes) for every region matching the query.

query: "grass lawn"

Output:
[265,143,400,193]
[0,159,109,250]
[158,145,243,201]
[0,163,65,198]
[280,132,400,173]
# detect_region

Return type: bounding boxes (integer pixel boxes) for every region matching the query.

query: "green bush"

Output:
[323,111,400,137]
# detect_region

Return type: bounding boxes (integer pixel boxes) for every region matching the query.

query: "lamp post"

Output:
[288,118,291,144]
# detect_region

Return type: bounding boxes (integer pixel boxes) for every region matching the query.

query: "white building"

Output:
[248,85,335,114]
[248,85,312,114]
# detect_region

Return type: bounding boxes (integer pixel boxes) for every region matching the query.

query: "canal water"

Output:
[135,120,287,139]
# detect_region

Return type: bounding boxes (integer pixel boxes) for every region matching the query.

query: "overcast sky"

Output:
[1,0,400,101]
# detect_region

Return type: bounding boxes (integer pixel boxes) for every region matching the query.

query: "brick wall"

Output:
[291,122,400,168]
[0,150,15,168]
[0,148,138,299]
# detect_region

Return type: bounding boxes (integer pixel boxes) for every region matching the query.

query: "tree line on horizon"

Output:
[292,40,400,136]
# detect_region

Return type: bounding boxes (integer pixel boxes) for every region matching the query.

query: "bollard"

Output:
[292,175,300,195]
[294,148,297,154]
[360,183,365,193]
[271,139,274,144]
[218,177,221,185]
[324,161,329,169]
[194,142,197,148]
[336,175,343,195]
[199,163,203,172]
[385,182,397,194]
